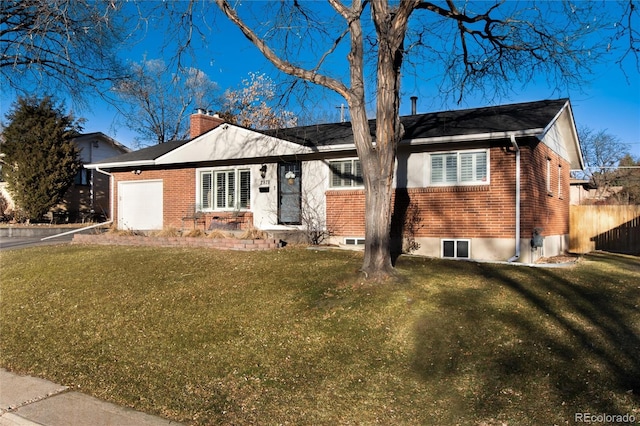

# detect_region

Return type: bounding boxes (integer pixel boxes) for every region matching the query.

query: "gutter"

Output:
[40,220,112,241]
[403,128,544,147]
[507,134,521,262]
[85,159,155,169]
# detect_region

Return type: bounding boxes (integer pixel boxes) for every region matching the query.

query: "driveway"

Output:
[0,234,75,251]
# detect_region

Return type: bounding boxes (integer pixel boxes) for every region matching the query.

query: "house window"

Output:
[442,239,470,259]
[329,159,363,188]
[74,168,90,186]
[430,151,488,185]
[199,169,250,210]
[558,165,563,198]
[546,158,552,195]
[344,237,365,245]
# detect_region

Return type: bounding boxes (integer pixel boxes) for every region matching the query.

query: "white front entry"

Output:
[118,180,163,230]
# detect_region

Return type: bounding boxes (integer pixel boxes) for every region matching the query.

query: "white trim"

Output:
[85,160,155,169]
[508,135,521,262]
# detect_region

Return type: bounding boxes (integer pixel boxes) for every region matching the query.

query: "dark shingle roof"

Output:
[91,99,568,166]
[263,98,568,147]
[92,139,190,165]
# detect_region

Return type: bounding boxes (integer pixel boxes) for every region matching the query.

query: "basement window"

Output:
[442,239,470,259]
[344,237,365,245]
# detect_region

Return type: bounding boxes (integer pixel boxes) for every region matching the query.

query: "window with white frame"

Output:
[430,150,488,185]
[344,237,365,245]
[329,159,363,188]
[442,239,470,259]
[199,168,250,210]
[558,164,562,198]
[546,158,552,194]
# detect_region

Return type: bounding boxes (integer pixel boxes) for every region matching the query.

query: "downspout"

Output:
[95,167,115,224]
[508,134,521,262]
[41,167,114,241]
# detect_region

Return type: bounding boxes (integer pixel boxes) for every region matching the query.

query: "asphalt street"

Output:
[0,234,74,251]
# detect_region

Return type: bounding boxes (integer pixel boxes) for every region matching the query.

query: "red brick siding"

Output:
[520,143,571,237]
[112,169,253,230]
[327,144,571,240]
[190,113,224,139]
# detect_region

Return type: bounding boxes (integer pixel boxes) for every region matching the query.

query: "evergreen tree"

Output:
[1,96,82,221]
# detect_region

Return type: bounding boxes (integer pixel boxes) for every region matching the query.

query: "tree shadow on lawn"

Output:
[411,253,640,424]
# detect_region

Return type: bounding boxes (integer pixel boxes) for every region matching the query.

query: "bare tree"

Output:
[113,59,219,145]
[208,0,619,280]
[577,127,631,200]
[221,72,297,129]
[1,0,129,103]
[614,0,640,71]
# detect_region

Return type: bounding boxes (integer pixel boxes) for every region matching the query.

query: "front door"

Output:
[278,162,301,224]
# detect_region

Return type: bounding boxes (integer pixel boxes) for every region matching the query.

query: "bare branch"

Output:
[214,0,349,98]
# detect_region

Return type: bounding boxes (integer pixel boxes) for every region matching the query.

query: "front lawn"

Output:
[1,246,638,425]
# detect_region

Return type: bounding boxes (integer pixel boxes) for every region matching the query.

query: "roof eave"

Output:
[85,160,155,169]
[403,128,545,146]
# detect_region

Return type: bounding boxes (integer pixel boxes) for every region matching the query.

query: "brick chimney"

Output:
[190,109,224,139]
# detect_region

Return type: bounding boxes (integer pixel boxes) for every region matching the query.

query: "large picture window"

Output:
[329,159,363,188]
[199,169,250,210]
[430,150,488,185]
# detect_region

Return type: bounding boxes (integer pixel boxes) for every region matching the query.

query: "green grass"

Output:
[1,246,639,425]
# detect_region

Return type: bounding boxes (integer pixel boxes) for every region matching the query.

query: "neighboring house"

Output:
[569,179,625,205]
[1,132,129,222]
[55,132,130,222]
[87,99,583,263]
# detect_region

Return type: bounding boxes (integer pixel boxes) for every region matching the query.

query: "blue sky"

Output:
[2,1,639,160]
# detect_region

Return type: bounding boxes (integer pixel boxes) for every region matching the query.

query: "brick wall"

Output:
[73,233,280,250]
[327,144,571,240]
[190,113,224,139]
[112,169,253,230]
[520,142,571,237]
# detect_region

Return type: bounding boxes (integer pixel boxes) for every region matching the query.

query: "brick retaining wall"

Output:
[72,234,281,251]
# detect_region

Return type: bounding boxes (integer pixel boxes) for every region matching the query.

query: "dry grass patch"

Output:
[239,226,266,240]
[151,227,181,238]
[207,229,231,239]
[183,228,205,238]
[1,248,638,425]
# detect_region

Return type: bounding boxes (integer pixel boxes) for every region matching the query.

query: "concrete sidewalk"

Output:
[0,369,182,426]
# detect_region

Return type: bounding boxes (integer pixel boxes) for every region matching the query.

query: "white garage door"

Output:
[118,180,163,230]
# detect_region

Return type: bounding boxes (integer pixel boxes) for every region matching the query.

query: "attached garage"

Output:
[117,180,163,230]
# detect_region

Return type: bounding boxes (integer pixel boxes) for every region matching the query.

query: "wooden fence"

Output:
[570,205,640,254]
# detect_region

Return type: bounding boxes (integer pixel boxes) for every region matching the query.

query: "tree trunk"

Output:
[358,1,411,279]
[361,166,396,278]
[215,0,416,281]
